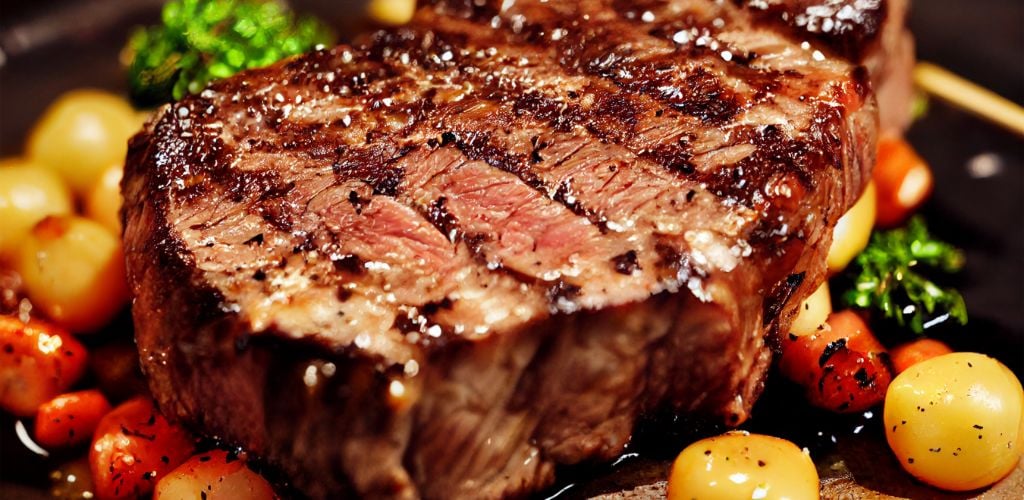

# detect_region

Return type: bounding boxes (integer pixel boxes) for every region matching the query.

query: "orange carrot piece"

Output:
[89,397,194,500]
[0,315,88,416]
[778,310,893,413]
[889,338,954,374]
[874,137,933,227]
[35,389,112,448]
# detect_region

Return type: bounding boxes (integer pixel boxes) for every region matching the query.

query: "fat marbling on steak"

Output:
[122,0,909,497]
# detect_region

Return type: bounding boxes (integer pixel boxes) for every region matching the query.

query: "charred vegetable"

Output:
[124,0,333,105]
[778,310,893,413]
[843,217,967,334]
[90,398,194,499]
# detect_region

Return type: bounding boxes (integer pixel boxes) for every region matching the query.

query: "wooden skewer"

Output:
[913,62,1024,137]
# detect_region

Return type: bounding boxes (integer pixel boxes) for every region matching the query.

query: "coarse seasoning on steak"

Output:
[122,0,912,498]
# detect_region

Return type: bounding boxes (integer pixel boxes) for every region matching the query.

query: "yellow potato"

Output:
[885,352,1024,491]
[0,159,73,262]
[828,181,877,273]
[85,163,124,235]
[26,90,139,196]
[154,450,275,500]
[667,431,819,500]
[789,281,832,337]
[16,215,129,333]
[367,0,417,26]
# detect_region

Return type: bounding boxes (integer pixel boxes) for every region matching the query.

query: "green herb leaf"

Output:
[124,0,333,105]
[842,217,967,334]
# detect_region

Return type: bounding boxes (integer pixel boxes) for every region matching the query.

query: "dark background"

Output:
[0,1,1022,498]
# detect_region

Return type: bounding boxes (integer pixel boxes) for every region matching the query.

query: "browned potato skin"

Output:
[16,215,129,333]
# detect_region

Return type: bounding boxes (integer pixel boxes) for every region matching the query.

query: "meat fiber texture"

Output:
[122,0,907,497]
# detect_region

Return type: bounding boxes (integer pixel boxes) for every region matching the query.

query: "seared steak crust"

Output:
[123,0,890,497]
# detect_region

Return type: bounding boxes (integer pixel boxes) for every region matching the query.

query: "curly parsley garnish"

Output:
[124,0,333,105]
[843,217,967,334]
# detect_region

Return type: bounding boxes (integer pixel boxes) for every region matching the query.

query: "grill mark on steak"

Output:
[371,148,558,301]
[330,141,411,196]
[394,147,654,308]
[322,145,580,327]
[687,113,841,210]
[407,7,854,215]
[354,31,626,236]
[557,35,742,125]
[333,29,715,297]
[612,250,642,275]
[469,7,749,128]
[425,196,461,243]
[492,1,793,125]
[331,29,770,301]
[363,14,710,182]
[441,129,614,232]
[414,106,722,295]
[257,146,518,322]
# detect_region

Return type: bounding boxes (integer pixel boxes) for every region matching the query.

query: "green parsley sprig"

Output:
[843,217,967,334]
[124,0,333,105]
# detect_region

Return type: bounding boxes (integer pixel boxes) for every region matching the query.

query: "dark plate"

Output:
[1,1,1021,498]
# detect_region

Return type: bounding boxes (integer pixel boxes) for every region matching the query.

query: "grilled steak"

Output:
[123,0,909,497]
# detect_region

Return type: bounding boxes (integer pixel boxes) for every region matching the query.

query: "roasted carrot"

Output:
[889,338,954,374]
[89,397,194,500]
[778,310,893,413]
[874,137,933,227]
[34,389,112,448]
[0,315,88,416]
